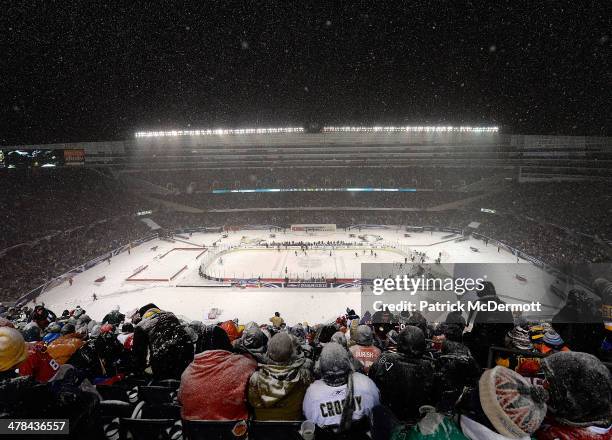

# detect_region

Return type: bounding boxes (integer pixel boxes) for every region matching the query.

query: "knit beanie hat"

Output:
[542,330,564,347]
[320,342,352,387]
[529,325,545,343]
[541,351,611,426]
[479,366,548,438]
[266,332,294,363]
[142,308,161,320]
[0,327,28,372]
[507,326,534,351]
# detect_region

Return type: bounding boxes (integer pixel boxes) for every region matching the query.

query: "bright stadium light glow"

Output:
[322,125,499,133]
[134,125,498,137]
[134,127,304,138]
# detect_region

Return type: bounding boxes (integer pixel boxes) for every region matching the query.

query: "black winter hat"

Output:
[398,326,426,357]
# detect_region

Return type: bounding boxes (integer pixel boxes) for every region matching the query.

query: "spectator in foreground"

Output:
[302,342,380,436]
[536,352,611,439]
[349,325,381,374]
[458,366,548,440]
[132,304,194,380]
[248,332,313,420]
[179,326,257,420]
[369,326,435,422]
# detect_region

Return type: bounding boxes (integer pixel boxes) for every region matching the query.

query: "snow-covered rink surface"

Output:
[36,229,566,325]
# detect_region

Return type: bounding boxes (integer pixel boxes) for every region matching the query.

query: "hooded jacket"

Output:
[435,340,480,411]
[369,327,435,421]
[540,352,611,428]
[133,311,194,380]
[248,356,313,420]
[233,325,268,362]
[179,349,257,420]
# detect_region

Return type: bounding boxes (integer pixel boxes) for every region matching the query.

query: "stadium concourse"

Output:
[34,228,555,326]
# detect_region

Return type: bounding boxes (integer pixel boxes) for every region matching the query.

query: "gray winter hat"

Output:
[320,342,352,386]
[267,332,293,363]
[353,325,373,346]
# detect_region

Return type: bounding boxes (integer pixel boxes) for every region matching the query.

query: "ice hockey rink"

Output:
[35,229,568,325]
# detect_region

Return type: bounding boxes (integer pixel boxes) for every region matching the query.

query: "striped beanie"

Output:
[507,326,533,351]
[543,330,564,347]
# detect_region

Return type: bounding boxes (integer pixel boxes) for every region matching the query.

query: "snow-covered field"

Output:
[35,229,564,325]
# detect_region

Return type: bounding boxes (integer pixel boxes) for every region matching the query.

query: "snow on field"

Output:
[35,229,563,325]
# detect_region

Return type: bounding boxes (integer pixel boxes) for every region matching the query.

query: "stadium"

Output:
[2,3,612,437]
[2,126,612,437]
[3,127,610,322]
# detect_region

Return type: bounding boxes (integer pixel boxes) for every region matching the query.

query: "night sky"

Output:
[2,1,610,144]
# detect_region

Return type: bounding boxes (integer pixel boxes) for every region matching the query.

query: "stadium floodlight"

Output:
[322,125,498,133]
[134,127,305,138]
[134,125,498,137]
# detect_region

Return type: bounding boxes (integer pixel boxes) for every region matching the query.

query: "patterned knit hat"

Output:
[529,325,545,343]
[543,330,564,347]
[479,366,548,438]
[507,326,534,351]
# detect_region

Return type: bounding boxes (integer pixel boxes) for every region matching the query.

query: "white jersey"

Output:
[302,372,380,428]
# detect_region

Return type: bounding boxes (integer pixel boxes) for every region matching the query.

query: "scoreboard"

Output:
[0,148,85,168]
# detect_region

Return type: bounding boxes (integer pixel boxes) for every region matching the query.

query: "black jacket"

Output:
[434,340,480,411]
[133,311,194,380]
[368,351,435,421]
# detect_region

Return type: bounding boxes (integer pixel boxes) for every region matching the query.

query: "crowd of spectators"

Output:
[1,168,610,303]
[153,208,610,265]
[128,166,503,193]
[0,169,149,249]
[0,287,610,439]
[0,218,151,301]
[168,191,477,211]
[470,182,612,240]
